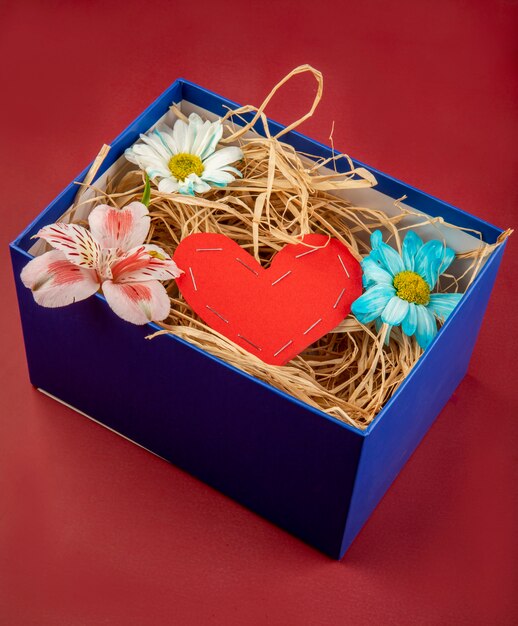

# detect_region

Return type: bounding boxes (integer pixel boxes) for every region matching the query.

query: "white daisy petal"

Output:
[172,118,188,152]
[191,121,217,157]
[177,177,196,195]
[151,126,179,156]
[138,131,172,161]
[188,112,204,127]
[220,165,243,177]
[193,179,211,193]
[200,122,223,160]
[158,177,180,193]
[184,117,198,154]
[202,146,243,172]
[201,170,236,186]
[126,144,170,173]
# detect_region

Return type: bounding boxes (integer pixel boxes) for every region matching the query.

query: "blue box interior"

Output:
[10,79,507,558]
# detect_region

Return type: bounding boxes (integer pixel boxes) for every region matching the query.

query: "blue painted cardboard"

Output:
[10,79,507,558]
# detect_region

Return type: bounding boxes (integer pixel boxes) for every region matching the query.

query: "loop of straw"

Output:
[71,69,509,429]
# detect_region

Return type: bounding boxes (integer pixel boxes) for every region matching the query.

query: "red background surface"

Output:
[1,1,517,624]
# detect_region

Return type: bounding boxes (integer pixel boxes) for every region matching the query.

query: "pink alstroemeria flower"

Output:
[21,202,183,325]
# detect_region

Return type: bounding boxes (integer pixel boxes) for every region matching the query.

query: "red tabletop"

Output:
[1,1,516,624]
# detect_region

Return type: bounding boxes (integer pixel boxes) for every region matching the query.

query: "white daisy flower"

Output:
[125,112,243,196]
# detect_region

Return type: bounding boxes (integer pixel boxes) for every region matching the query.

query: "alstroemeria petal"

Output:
[102,279,171,325]
[88,202,150,251]
[361,257,394,285]
[111,245,183,283]
[414,240,443,288]
[401,302,418,336]
[401,231,423,271]
[415,304,437,349]
[21,250,99,307]
[202,146,243,172]
[427,293,463,320]
[36,223,101,268]
[351,283,395,324]
[381,296,409,326]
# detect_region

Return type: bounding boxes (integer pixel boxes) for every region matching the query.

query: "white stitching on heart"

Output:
[205,304,229,323]
[337,254,350,278]
[187,239,354,363]
[303,318,322,335]
[295,248,318,259]
[271,270,292,286]
[333,287,346,309]
[273,339,294,358]
[235,257,259,276]
[189,267,198,291]
[238,334,262,351]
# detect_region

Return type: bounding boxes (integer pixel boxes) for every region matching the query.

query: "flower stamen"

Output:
[168,153,204,181]
[393,270,430,305]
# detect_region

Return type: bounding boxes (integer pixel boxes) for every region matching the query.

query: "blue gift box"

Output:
[10,79,507,559]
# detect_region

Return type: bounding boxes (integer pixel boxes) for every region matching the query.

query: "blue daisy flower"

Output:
[351,230,463,349]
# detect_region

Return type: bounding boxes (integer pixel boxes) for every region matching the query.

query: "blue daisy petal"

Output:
[401,231,423,272]
[401,302,418,336]
[351,283,395,324]
[415,240,443,288]
[381,295,409,326]
[427,293,463,320]
[362,257,393,285]
[415,304,437,349]
[376,241,405,277]
[438,245,456,276]
[370,230,383,249]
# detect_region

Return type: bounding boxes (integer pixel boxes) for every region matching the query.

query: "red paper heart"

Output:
[173,233,362,365]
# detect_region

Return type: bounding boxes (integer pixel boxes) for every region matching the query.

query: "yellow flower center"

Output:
[168,153,204,181]
[393,270,430,305]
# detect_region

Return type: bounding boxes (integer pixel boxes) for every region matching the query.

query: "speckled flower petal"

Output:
[102,279,171,325]
[35,222,101,268]
[21,250,99,307]
[88,202,150,251]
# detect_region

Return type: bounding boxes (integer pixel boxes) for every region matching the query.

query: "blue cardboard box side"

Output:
[341,241,507,557]
[11,246,364,558]
[10,78,506,559]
